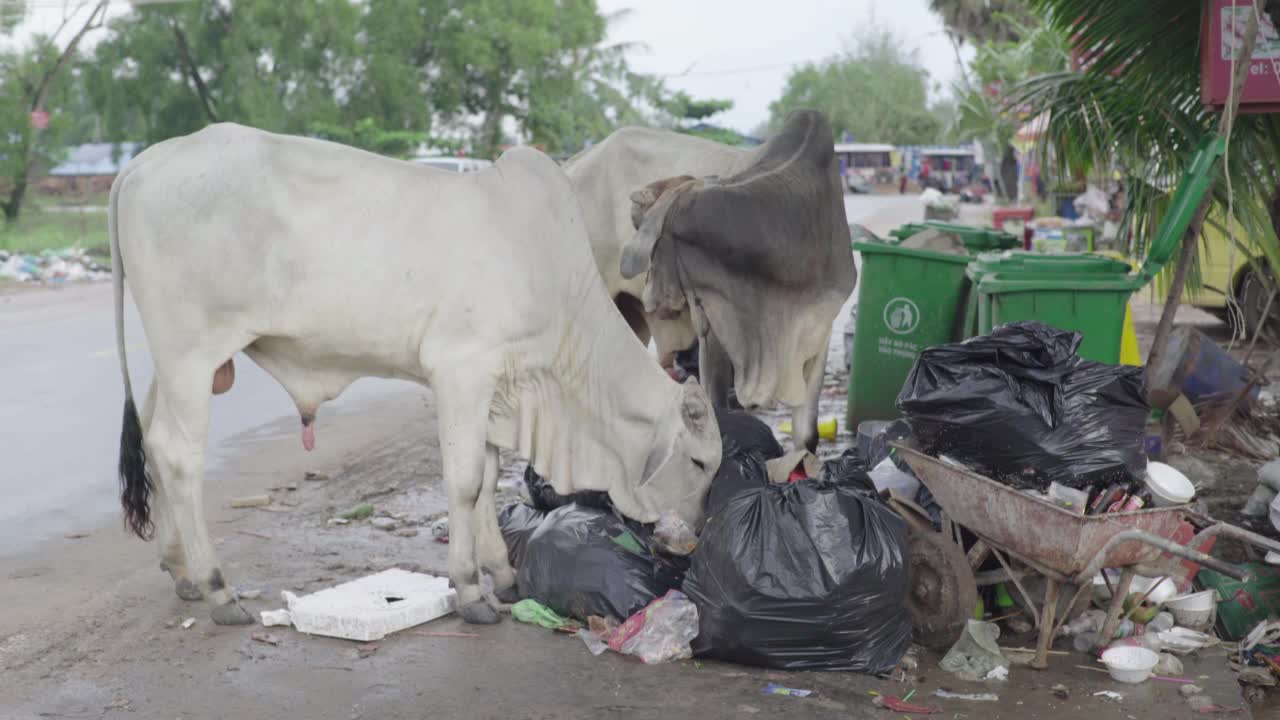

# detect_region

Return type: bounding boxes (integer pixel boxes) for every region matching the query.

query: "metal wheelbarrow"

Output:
[888,444,1280,669]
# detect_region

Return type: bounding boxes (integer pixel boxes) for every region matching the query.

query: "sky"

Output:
[597,0,972,134]
[8,0,970,137]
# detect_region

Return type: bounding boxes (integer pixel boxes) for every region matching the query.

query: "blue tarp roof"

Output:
[49,142,143,176]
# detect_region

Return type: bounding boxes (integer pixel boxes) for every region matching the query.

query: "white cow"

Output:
[565,113,854,453]
[111,123,721,625]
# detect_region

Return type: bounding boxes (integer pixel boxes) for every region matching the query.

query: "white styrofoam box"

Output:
[282,569,456,641]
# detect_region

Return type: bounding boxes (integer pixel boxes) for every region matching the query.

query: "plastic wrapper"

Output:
[497,502,545,570]
[897,322,1148,491]
[683,478,912,672]
[607,590,700,664]
[516,503,685,622]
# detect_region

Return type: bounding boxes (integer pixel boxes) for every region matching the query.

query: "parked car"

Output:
[410,156,493,173]
[1188,214,1279,338]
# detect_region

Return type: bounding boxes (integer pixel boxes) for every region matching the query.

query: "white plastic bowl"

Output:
[1145,462,1195,507]
[1165,590,1216,627]
[1101,646,1160,684]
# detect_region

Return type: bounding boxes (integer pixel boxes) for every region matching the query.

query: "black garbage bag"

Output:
[704,446,770,516]
[897,321,1148,491]
[523,465,612,512]
[497,502,545,570]
[683,479,912,673]
[517,503,684,621]
[715,407,783,460]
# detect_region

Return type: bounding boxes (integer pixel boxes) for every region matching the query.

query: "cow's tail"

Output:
[110,171,153,540]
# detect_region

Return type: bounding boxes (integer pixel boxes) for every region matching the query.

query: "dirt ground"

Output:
[5,202,1280,718]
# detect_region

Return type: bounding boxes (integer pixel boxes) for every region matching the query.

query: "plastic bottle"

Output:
[1147,612,1175,633]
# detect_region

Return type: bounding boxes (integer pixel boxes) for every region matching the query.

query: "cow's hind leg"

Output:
[140,381,202,601]
[475,444,518,605]
[147,363,250,625]
[433,372,501,624]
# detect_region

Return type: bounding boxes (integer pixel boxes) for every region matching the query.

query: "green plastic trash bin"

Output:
[847,240,971,427]
[886,221,1020,252]
[967,132,1226,362]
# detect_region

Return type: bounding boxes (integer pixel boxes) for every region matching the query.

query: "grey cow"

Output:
[567,110,856,451]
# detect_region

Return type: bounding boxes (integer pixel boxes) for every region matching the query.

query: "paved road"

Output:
[0,193,921,557]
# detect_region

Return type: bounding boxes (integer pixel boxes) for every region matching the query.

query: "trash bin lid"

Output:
[852,239,972,264]
[1136,133,1226,282]
[887,222,1019,252]
[967,250,1132,282]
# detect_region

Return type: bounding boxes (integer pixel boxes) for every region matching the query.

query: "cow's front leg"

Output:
[435,373,500,625]
[698,330,734,408]
[790,343,829,454]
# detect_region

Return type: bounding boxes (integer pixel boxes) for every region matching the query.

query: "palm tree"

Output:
[1012,0,1280,345]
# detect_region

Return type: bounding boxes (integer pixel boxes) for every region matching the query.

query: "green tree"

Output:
[768,27,946,145]
[88,0,361,144]
[929,0,1035,45]
[0,1,108,222]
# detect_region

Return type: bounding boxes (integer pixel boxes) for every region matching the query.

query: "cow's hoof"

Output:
[494,583,521,604]
[459,600,501,625]
[211,600,254,626]
[175,578,204,601]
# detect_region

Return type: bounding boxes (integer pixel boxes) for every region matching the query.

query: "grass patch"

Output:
[0,203,108,255]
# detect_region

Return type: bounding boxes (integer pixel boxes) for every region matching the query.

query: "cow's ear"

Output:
[679,377,714,437]
[621,177,698,279]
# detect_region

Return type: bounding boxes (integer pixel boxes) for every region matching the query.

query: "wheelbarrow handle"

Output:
[1191,522,1280,557]
[1079,530,1250,583]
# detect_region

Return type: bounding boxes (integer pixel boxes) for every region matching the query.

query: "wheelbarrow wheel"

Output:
[904,523,978,650]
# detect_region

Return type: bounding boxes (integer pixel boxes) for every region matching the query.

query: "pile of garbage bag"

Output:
[498,409,912,673]
[0,248,110,284]
[897,322,1148,491]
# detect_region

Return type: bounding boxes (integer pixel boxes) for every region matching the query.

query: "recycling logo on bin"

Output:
[883,297,920,335]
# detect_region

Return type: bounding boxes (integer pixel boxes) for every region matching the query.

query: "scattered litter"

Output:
[931,690,998,702]
[304,471,328,482]
[394,528,418,538]
[238,589,263,600]
[872,695,939,714]
[577,629,609,656]
[1101,646,1159,684]
[1180,684,1205,697]
[511,599,578,631]
[762,684,813,698]
[281,569,455,641]
[429,517,449,538]
[230,495,271,509]
[940,620,1009,681]
[0,247,110,284]
[1051,684,1069,699]
[260,609,292,626]
[1187,695,1245,714]
[1092,691,1124,700]
[370,517,397,531]
[1235,666,1277,687]
[1157,627,1221,655]
[338,504,375,520]
[180,617,195,629]
[1155,653,1185,676]
[250,631,281,646]
[604,590,699,664]
[355,642,379,658]
[984,665,1008,681]
[326,518,350,527]
[235,530,273,540]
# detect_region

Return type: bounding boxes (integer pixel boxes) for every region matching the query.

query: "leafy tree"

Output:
[658,91,733,123]
[0,1,108,222]
[951,21,1069,200]
[768,27,945,145]
[929,0,1035,45]
[306,118,424,158]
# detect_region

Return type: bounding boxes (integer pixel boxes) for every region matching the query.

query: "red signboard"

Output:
[29,110,49,130]
[1201,0,1280,112]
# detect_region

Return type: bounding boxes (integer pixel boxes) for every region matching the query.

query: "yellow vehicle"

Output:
[1185,218,1279,338]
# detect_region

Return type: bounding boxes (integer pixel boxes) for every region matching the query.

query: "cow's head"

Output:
[619,109,857,409]
[608,377,720,554]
